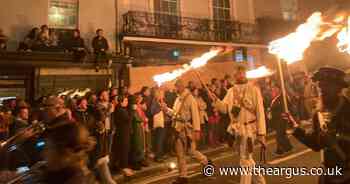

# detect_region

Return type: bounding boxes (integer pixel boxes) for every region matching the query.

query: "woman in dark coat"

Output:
[111,95,134,176]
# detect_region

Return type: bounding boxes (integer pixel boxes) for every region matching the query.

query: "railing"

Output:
[0,51,130,67]
[122,11,260,43]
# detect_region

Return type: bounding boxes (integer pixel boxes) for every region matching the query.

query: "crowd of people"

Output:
[0,69,321,184]
[0,25,111,71]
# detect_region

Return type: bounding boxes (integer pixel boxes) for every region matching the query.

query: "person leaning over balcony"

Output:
[92,29,110,71]
[0,28,8,51]
[65,29,87,62]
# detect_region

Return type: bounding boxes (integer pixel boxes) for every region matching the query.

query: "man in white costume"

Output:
[213,66,267,184]
[169,79,209,184]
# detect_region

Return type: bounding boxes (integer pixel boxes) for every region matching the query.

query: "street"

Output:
[129,135,322,184]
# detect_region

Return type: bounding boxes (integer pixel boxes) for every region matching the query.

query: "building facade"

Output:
[2,0,302,97]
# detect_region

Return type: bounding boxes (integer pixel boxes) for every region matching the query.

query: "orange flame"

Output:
[269,12,325,64]
[153,49,221,86]
[246,66,274,79]
[337,16,350,54]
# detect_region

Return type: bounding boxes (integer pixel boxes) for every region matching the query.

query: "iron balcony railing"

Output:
[122,11,260,43]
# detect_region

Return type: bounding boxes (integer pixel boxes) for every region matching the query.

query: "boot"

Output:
[97,161,117,184]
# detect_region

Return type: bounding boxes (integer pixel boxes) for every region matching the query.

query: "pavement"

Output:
[113,121,315,184]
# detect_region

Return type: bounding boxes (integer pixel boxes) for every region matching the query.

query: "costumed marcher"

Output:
[268,85,293,155]
[168,79,209,184]
[284,67,350,184]
[213,66,266,184]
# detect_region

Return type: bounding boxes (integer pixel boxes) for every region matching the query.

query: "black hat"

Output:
[312,67,348,88]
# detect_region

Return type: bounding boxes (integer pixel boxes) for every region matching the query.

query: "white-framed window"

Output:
[280,0,298,21]
[155,0,179,15]
[48,0,79,29]
[213,0,231,20]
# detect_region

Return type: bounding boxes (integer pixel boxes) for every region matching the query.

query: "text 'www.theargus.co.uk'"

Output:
[202,164,343,179]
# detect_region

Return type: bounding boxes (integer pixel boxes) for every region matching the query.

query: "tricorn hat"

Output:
[312,67,348,88]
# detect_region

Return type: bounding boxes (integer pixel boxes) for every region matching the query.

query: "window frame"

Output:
[212,0,231,21]
[48,0,79,29]
[155,0,180,16]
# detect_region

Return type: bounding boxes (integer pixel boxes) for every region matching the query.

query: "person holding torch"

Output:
[212,65,267,184]
[284,67,350,184]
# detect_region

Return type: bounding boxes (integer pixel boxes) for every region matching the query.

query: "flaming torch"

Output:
[153,49,222,86]
[268,12,330,112]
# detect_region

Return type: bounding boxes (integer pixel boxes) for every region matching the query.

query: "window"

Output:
[213,0,231,20]
[280,0,298,21]
[154,0,179,15]
[212,0,231,41]
[48,0,79,29]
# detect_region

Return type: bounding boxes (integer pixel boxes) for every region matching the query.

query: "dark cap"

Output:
[312,67,348,88]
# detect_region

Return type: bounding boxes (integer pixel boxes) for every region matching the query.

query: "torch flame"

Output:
[337,16,350,54]
[153,49,221,86]
[269,11,350,63]
[246,66,274,79]
[269,12,325,64]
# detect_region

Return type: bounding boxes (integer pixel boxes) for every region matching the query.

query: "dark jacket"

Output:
[112,106,132,168]
[10,118,29,136]
[92,36,108,53]
[73,109,94,130]
[293,97,350,183]
[66,37,85,51]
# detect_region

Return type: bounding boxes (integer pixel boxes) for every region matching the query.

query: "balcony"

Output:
[0,51,130,68]
[122,11,260,44]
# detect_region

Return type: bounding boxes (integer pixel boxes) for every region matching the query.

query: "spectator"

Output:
[162,86,177,156]
[140,86,154,159]
[65,29,87,62]
[150,89,166,162]
[129,94,146,170]
[0,28,8,51]
[120,86,131,97]
[92,29,109,71]
[95,89,116,184]
[49,29,59,47]
[135,93,151,166]
[110,87,118,102]
[18,27,40,51]
[92,29,109,54]
[44,96,70,123]
[112,95,134,176]
[73,98,93,127]
[87,93,98,110]
[10,106,30,136]
[33,31,52,50]
[40,25,49,34]
[0,107,12,141]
